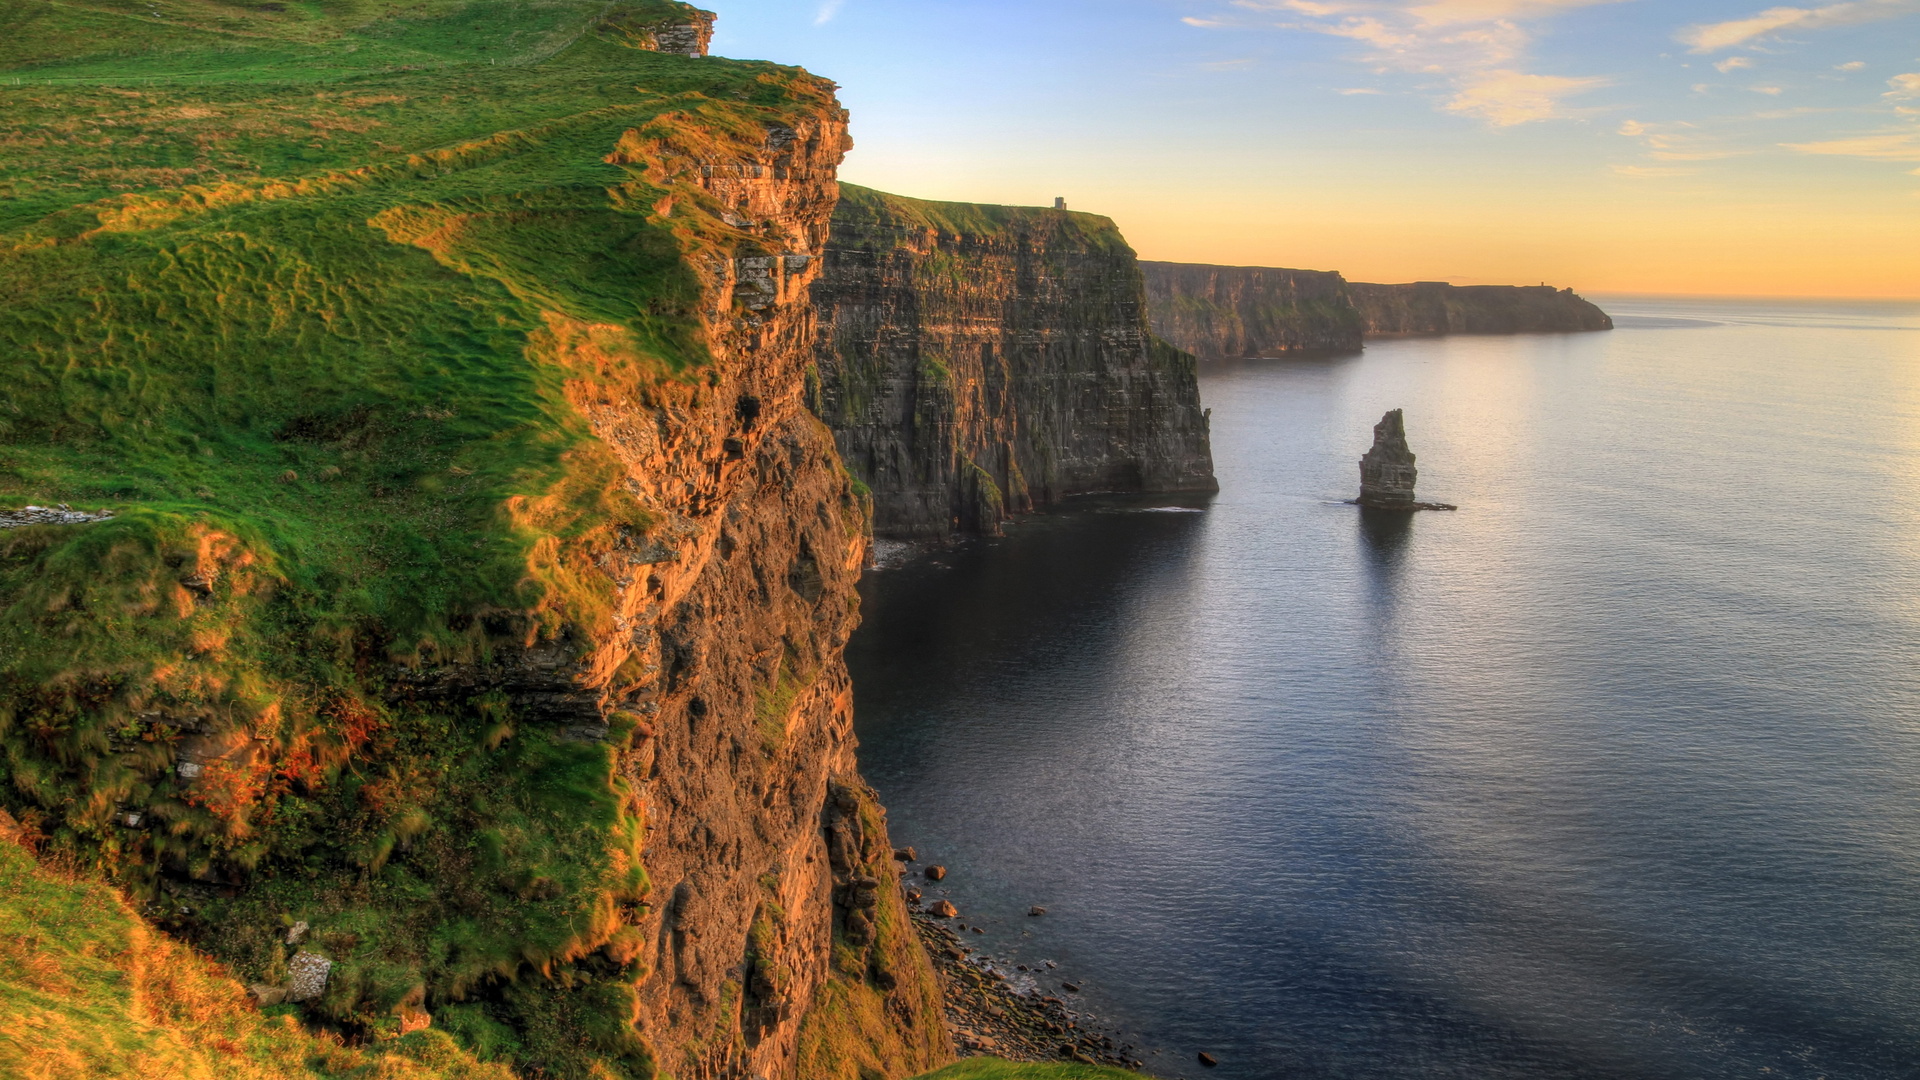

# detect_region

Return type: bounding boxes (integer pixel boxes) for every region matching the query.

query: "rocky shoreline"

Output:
[905,893,1149,1073]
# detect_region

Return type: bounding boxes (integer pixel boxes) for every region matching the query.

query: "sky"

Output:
[706,1,1920,296]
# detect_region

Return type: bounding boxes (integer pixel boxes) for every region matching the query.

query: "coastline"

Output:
[909,905,1151,1073]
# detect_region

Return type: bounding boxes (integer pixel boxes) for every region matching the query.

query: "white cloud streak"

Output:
[1678,0,1920,54]
[1446,69,1609,124]
[1785,132,1920,158]
[814,0,844,26]
[1207,0,1620,125]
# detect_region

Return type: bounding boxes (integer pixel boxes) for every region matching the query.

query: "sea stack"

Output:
[1358,409,1419,508]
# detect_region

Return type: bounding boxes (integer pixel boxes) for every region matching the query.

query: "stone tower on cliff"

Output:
[1358,409,1418,508]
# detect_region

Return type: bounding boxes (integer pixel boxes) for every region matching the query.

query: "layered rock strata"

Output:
[1139,260,1362,356]
[1349,281,1613,335]
[1357,409,1419,508]
[1142,262,1611,359]
[812,186,1218,538]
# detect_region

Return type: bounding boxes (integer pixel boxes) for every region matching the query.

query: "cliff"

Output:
[1142,262,1611,358]
[812,187,1217,539]
[1348,281,1613,335]
[1139,261,1363,356]
[0,4,944,1079]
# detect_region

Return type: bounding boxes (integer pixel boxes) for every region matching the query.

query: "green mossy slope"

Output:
[0,813,510,1079]
[1,2,840,1075]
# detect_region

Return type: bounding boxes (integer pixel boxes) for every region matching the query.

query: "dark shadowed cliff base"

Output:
[1141,261,1612,360]
[813,187,1217,540]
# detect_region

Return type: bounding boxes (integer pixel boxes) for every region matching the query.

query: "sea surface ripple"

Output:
[847,295,1920,1080]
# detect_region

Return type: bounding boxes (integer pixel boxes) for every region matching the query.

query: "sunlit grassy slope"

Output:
[0,814,511,1078]
[0,2,842,1075]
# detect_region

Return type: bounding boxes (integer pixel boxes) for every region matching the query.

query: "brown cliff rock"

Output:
[1140,261,1362,357]
[1143,262,1613,356]
[812,186,1217,539]
[1357,409,1419,508]
[376,105,947,1080]
[1349,281,1613,335]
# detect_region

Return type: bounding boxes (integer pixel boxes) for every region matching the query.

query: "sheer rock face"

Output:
[1143,262,1611,358]
[393,117,946,1080]
[1348,281,1613,335]
[551,122,947,1080]
[1139,261,1362,357]
[812,186,1218,539]
[1358,410,1418,508]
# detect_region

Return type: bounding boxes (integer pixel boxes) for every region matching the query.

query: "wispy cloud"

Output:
[1201,57,1258,69]
[1616,119,1747,160]
[1678,0,1920,54]
[1446,69,1609,124]
[1337,86,1387,93]
[1887,72,1920,98]
[1785,131,1920,158]
[1837,60,1867,70]
[1715,56,1754,72]
[1403,0,1620,24]
[1751,84,1785,94]
[1200,0,1620,125]
[814,0,844,26]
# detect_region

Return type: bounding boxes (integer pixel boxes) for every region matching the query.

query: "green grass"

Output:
[0,2,844,1075]
[832,184,1131,253]
[0,813,512,1078]
[910,1060,1145,1080]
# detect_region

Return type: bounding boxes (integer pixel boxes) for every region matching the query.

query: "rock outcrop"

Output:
[1357,410,1419,508]
[812,186,1217,538]
[0,505,113,528]
[1139,261,1362,356]
[1142,262,1611,358]
[1348,281,1613,335]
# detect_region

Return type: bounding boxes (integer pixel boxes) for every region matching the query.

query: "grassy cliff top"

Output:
[833,183,1131,253]
[3,0,700,80]
[0,5,842,1074]
[0,0,830,734]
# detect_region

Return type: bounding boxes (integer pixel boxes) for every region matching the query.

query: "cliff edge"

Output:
[0,4,944,1079]
[1139,260,1363,356]
[1142,262,1611,358]
[813,187,1217,539]
[1349,281,1613,335]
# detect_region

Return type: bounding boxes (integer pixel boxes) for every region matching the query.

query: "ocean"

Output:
[845,295,1920,1079]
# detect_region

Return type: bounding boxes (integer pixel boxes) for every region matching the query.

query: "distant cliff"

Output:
[812,186,1217,539]
[1139,261,1362,356]
[1142,262,1611,358]
[1350,281,1613,335]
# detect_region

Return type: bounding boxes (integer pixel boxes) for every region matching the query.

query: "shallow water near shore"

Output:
[847,295,1920,1080]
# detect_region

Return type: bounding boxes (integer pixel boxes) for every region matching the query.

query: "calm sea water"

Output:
[846,295,1920,1080]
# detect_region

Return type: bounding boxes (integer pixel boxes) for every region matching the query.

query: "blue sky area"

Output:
[706,1,1920,295]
